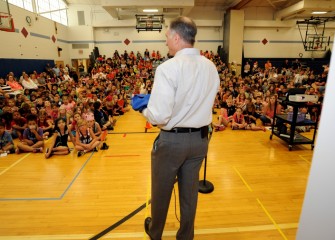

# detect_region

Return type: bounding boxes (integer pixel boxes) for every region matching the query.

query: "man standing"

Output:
[141,16,220,240]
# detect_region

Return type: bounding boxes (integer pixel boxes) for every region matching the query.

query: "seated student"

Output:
[0,121,15,154]
[37,110,54,139]
[231,107,247,130]
[45,118,70,159]
[68,111,82,143]
[93,101,113,130]
[58,105,67,122]
[85,112,102,139]
[260,94,282,126]
[244,98,266,131]
[50,103,59,121]
[60,95,75,117]
[11,110,27,139]
[213,98,235,131]
[30,107,38,116]
[16,114,44,153]
[75,119,100,157]
[254,95,263,118]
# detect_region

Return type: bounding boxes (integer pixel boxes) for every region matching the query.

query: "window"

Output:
[8,0,67,25]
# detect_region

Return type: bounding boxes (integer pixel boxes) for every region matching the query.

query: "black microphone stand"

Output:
[199,124,214,194]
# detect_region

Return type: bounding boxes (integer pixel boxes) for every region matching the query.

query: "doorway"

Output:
[71,59,90,76]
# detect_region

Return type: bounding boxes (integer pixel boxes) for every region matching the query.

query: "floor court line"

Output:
[233,166,253,192]
[233,166,288,240]
[299,155,311,164]
[0,153,31,176]
[0,152,94,201]
[257,198,288,240]
[0,138,52,177]
[0,223,298,240]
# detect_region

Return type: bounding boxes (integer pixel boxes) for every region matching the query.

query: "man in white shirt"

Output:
[141,16,219,240]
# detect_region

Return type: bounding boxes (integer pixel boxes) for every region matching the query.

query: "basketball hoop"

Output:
[0,13,15,32]
[297,17,333,52]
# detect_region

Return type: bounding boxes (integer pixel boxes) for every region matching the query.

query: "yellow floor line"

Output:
[233,166,253,192]
[257,198,288,240]
[233,167,288,239]
[0,153,31,176]
[0,223,298,239]
[298,155,311,164]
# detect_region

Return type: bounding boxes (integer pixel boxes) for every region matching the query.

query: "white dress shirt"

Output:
[142,48,220,130]
[22,79,38,89]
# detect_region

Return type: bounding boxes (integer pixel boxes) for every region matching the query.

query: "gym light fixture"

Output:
[312,11,327,14]
[143,9,159,13]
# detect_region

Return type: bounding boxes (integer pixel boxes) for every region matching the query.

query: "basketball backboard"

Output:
[297,17,333,52]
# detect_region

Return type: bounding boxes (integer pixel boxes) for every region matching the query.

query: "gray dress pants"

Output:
[149,130,208,240]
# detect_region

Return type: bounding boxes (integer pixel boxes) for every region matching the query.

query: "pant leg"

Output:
[149,132,188,240]
[176,132,208,240]
[260,115,271,124]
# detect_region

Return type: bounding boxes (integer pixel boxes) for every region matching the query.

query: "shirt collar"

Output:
[175,48,200,57]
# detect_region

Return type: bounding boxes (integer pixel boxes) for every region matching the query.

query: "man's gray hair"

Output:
[170,16,197,45]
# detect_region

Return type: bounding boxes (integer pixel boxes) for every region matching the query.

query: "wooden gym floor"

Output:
[0,109,315,240]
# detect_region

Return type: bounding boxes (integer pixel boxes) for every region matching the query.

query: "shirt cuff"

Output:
[141,108,148,117]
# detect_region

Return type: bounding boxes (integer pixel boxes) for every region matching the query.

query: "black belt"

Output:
[162,127,202,133]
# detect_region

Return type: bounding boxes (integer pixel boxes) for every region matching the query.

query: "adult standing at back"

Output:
[141,16,220,240]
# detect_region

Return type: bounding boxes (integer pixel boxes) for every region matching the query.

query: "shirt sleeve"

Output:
[142,65,176,126]
[37,128,44,137]
[5,132,13,144]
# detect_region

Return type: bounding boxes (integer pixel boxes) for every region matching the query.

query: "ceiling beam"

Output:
[228,0,253,10]
[103,7,119,19]
[274,0,304,20]
[275,0,335,21]
[101,0,194,8]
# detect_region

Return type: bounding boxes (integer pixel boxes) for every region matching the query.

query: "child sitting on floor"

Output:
[75,119,100,157]
[85,112,102,139]
[213,98,235,131]
[244,98,266,131]
[0,121,15,154]
[16,114,44,153]
[231,107,247,130]
[45,118,70,159]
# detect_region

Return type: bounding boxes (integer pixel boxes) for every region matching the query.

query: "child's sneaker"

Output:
[100,142,109,150]
[77,151,85,157]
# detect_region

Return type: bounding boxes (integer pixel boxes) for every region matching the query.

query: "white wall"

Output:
[3,3,333,66]
[94,25,223,58]
[243,13,335,59]
[68,4,223,58]
[0,4,70,63]
[244,24,334,59]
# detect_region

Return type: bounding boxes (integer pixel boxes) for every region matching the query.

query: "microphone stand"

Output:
[199,124,214,194]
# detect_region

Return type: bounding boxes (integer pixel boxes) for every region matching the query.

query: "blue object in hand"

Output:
[132,94,150,112]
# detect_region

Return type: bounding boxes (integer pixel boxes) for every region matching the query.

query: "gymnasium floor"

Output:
[0,109,314,240]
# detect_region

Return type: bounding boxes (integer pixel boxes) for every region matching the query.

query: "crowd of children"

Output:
[212,58,327,132]
[0,49,328,156]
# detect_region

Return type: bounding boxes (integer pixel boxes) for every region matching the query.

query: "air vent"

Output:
[72,44,89,49]
[163,8,181,13]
